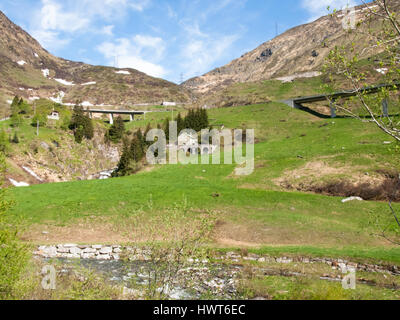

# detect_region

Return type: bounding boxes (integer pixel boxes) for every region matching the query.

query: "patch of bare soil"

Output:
[275,160,400,201]
[212,219,312,247]
[21,223,131,244]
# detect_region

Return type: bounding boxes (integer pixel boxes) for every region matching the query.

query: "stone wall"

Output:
[35,245,400,276]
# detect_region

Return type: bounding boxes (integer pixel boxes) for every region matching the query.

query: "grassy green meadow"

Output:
[7,101,400,264]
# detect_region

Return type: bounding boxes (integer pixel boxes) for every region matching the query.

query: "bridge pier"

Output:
[109,113,114,125]
[130,114,134,122]
[382,98,389,117]
[330,100,337,118]
[282,100,302,109]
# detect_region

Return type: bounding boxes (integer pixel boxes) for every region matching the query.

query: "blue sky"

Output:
[0,0,366,83]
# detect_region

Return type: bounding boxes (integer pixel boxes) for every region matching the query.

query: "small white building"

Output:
[171,131,217,155]
[47,111,60,120]
[162,101,177,107]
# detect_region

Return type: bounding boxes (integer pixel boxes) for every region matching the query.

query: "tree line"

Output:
[113,108,209,177]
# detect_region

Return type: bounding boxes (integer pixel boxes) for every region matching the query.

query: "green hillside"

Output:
[8,101,400,266]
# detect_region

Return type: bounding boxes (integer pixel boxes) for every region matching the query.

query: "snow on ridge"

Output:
[54,78,75,86]
[82,101,94,107]
[29,97,40,101]
[276,71,322,83]
[115,70,130,75]
[50,91,65,104]
[22,166,43,182]
[81,81,96,86]
[9,179,29,187]
[17,60,27,66]
[42,69,50,78]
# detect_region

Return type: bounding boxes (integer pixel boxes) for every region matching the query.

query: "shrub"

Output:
[0,153,30,299]
[31,114,47,127]
[69,105,94,143]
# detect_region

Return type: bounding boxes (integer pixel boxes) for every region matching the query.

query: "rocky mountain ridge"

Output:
[182,2,390,95]
[0,10,190,113]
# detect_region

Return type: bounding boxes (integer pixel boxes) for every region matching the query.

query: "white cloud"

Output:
[100,25,115,36]
[39,0,90,32]
[301,0,357,21]
[30,29,71,51]
[97,35,167,78]
[29,0,151,50]
[179,23,241,79]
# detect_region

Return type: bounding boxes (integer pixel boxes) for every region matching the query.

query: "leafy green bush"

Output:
[31,114,47,127]
[0,153,30,299]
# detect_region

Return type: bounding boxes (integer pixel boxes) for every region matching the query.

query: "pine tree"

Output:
[83,115,94,140]
[113,138,132,177]
[130,136,144,162]
[200,108,209,130]
[11,132,19,144]
[0,130,7,153]
[163,118,170,141]
[176,113,184,134]
[10,96,19,111]
[135,129,146,150]
[107,116,125,143]
[144,123,152,146]
[70,105,94,143]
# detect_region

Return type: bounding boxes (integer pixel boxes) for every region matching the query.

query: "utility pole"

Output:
[37,120,39,136]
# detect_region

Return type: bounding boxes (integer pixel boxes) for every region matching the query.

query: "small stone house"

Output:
[47,110,60,120]
[174,131,217,155]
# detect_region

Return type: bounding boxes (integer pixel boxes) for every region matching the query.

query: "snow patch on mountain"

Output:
[17,60,27,66]
[50,91,65,104]
[54,78,75,86]
[82,101,94,107]
[22,166,43,182]
[42,69,50,78]
[9,179,29,187]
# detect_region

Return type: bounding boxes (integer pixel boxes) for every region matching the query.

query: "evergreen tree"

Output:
[200,108,209,130]
[144,123,152,146]
[10,96,19,111]
[83,115,94,140]
[130,136,144,162]
[184,109,194,130]
[0,130,8,153]
[107,116,125,143]
[163,118,170,141]
[113,138,132,177]
[11,132,19,144]
[176,113,184,134]
[75,126,84,144]
[69,105,94,143]
[135,129,146,151]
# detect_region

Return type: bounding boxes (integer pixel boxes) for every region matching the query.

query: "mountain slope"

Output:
[0,10,189,112]
[182,2,391,96]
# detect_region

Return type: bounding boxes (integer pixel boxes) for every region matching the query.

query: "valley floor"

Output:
[6,102,400,300]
